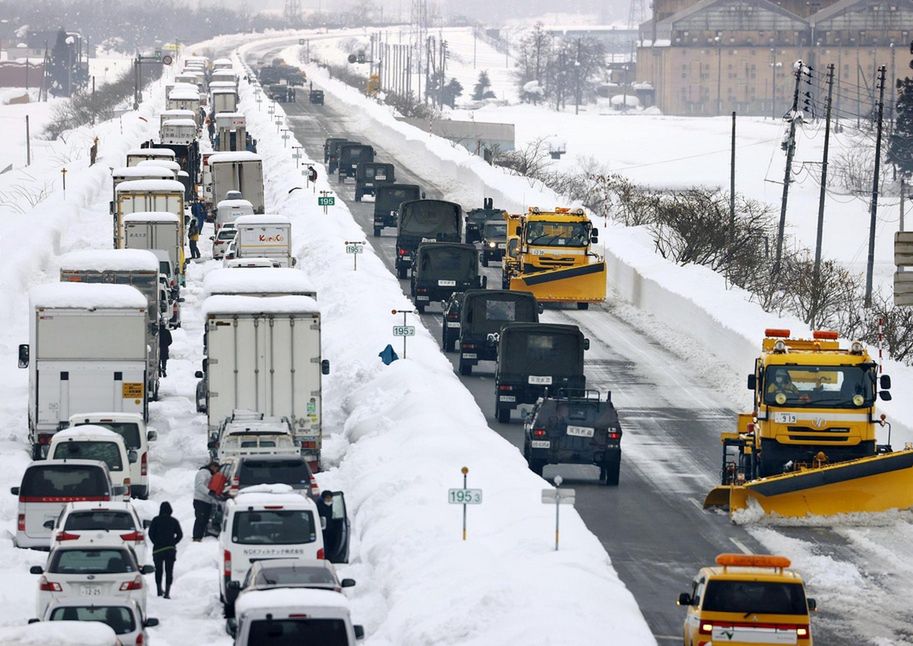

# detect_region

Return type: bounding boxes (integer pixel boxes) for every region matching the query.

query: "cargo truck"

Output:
[233,214,295,267]
[195,295,329,470]
[114,180,186,270]
[58,249,164,401]
[122,212,185,298]
[209,152,264,215]
[19,283,149,459]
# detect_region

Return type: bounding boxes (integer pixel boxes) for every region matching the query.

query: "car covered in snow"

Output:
[48,427,133,500]
[48,501,149,565]
[228,588,364,644]
[35,597,159,646]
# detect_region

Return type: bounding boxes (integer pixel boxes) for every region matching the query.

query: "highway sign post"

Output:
[448,467,481,540]
[391,308,415,358]
[318,191,335,213]
[541,475,576,551]
[345,240,365,270]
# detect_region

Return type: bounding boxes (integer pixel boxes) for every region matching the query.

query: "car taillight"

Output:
[417,288,427,293]
[309,472,319,496]
[223,550,232,577]
[498,385,513,391]
[317,547,325,560]
[797,627,809,639]
[136,633,144,646]
[462,343,476,349]
[230,474,240,493]
[123,478,131,497]
[120,531,144,542]
[397,247,408,256]
[301,441,318,449]
[56,531,81,541]
[120,576,143,591]
[17,514,25,532]
[608,431,621,440]
[140,452,147,476]
[532,428,546,438]
[39,577,62,592]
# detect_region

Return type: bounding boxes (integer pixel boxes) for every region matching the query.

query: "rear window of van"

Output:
[20,465,109,499]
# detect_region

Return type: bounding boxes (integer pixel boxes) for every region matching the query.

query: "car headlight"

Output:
[488,242,496,248]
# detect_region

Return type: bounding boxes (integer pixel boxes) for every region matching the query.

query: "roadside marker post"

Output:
[318,191,335,213]
[447,467,482,541]
[541,475,575,551]
[391,308,416,358]
[345,240,365,270]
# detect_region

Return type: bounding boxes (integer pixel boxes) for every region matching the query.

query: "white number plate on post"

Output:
[528,375,552,385]
[448,488,483,504]
[566,425,595,438]
[438,279,456,287]
[345,244,363,254]
[393,326,416,337]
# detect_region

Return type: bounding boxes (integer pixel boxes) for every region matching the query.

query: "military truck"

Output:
[373,184,422,237]
[454,289,539,375]
[395,200,461,279]
[337,144,375,183]
[410,242,483,313]
[354,162,395,202]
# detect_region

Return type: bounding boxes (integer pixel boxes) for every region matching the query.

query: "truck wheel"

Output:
[459,360,472,376]
[577,302,589,310]
[601,457,621,486]
[529,459,545,476]
[397,265,407,279]
[481,254,488,267]
[441,330,450,351]
[496,405,510,424]
[416,303,425,313]
[373,227,381,237]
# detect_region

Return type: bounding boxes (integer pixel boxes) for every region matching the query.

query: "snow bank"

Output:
[30,282,147,309]
[58,249,160,273]
[234,46,656,645]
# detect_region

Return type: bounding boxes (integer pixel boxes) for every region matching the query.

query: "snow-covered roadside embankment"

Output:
[234,46,656,645]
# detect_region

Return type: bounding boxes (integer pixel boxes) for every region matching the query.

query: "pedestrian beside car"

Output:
[188,220,201,260]
[159,322,172,377]
[192,460,220,542]
[148,501,183,598]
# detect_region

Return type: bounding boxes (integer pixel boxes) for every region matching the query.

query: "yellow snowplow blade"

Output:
[509,261,606,304]
[704,450,913,519]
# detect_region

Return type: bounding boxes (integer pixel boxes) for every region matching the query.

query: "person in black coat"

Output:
[159,323,173,377]
[148,501,183,598]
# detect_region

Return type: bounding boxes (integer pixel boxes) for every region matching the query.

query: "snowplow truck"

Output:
[504,207,606,310]
[704,328,913,520]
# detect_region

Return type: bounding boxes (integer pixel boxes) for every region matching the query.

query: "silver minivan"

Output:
[11,459,119,549]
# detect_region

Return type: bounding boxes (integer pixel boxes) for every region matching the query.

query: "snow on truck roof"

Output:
[53,425,122,441]
[113,166,173,179]
[59,249,160,273]
[234,214,290,226]
[203,295,320,317]
[209,151,262,164]
[204,268,316,298]
[162,118,198,128]
[211,88,238,95]
[115,179,185,193]
[137,159,181,172]
[161,109,195,117]
[126,148,175,158]
[30,282,147,310]
[123,212,180,223]
[217,199,254,209]
[168,88,200,100]
[235,588,352,616]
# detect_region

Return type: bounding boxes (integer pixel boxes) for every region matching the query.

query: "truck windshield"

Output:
[483,222,507,238]
[232,510,316,545]
[763,365,875,408]
[247,619,349,645]
[702,580,808,615]
[526,221,589,247]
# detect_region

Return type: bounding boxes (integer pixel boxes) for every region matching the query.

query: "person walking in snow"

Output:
[192,460,220,541]
[148,501,183,598]
[188,219,201,259]
[159,322,172,377]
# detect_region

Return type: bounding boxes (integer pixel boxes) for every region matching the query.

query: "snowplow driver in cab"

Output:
[766,370,799,404]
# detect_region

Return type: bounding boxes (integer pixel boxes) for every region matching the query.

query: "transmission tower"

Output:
[284,0,302,26]
[627,0,646,30]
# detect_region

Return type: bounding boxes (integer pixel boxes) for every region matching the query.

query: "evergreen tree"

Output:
[888,77,913,177]
[443,78,463,108]
[472,70,496,100]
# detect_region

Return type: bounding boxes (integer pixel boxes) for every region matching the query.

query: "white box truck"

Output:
[123,212,182,282]
[196,295,328,469]
[233,214,295,267]
[20,283,149,459]
[114,180,186,275]
[211,89,239,115]
[125,148,176,168]
[58,249,164,401]
[209,152,264,215]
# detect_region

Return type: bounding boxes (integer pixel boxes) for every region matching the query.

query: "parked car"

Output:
[68,413,157,500]
[225,558,355,618]
[48,501,149,565]
[48,427,133,500]
[212,224,238,260]
[31,538,152,618]
[36,597,159,646]
[12,460,121,550]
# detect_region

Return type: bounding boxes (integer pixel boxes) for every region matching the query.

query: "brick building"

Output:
[636,0,913,116]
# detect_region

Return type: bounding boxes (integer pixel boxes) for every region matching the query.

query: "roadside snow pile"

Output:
[235,47,656,645]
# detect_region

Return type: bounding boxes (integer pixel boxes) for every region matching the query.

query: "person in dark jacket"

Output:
[159,322,173,377]
[148,501,183,598]
[316,490,337,554]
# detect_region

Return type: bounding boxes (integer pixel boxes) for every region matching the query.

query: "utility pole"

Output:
[864,65,888,307]
[730,111,736,248]
[774,61,806,276]
[811,64,835,327]
[574,38,581,115]
[902,174,907,232]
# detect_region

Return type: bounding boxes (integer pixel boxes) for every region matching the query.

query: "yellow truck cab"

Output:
[502,207,606,309]
[678,553,815,646]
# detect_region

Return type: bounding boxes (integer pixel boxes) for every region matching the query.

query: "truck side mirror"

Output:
[747,374,757,390]
[479,276,488,289]
[880,374,891,389]
[583,338,590,350]
[28,618,39,625]
[590,228,599,243]
[321,359,330,375]
[676,593,692,606]
[226,618,238,637]
[341,578,356,588]
[320,516,327,530]
[18,344,29,368]
[195,371,204,379]
[148,430,158,441]
[880,391,892,401]
[807,597,817,611]
[354,625,365,640]
[538,304,545,314]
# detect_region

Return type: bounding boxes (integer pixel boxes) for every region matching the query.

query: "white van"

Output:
[48,427,133,499]
[10,459,119,549]
[215,198,254,233]
[219,485,324,614]
[68,413,156,499]
[230,588,364,645]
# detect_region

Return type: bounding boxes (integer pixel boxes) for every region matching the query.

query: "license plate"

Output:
[416,295,429,301]
[531,440,550,449]
[711,626,797,644]
[566,425,595,438]
[438,280,456,287]
[462,353,477,359]
[80,586,102,597]
[446,322,460,328]
[499,395,516,402]
[774,412,798,423]
[529,375,552,385]
[497,243,506,249]
[364,182,373,186]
